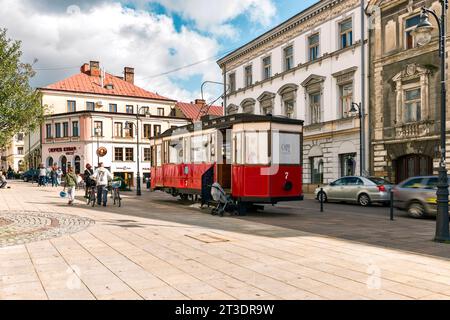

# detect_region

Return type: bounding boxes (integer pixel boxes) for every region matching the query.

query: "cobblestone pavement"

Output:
[1,181,450,300]
[0,210,94,248]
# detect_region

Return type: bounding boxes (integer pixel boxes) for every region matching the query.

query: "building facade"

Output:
[25,61,189,186]
[367,0,449,183]
[218,0,369,191]
[1,133,25,172]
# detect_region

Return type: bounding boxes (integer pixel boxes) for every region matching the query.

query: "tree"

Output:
[0,28,45,147]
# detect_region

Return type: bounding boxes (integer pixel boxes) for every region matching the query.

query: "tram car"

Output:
[150,114,304,214]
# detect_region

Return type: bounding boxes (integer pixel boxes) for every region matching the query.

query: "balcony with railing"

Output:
[383,120,437,140]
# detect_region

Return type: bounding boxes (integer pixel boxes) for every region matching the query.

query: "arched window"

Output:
[60,156,67,174]
[241,99,256,114]
[74,156,81,174]
[227,104,239,115]
[47,157,54,168]
[257,92,275,115]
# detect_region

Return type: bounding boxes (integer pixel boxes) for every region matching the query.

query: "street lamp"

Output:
[125,106,150,197]
[412,2,450,242]
[350,102,364,177]
[95,127,101,167]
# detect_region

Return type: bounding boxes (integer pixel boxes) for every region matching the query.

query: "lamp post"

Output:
[95,127,101,168]
[126,106,150,197]
[350,102,364,177]
[413,1,450,242]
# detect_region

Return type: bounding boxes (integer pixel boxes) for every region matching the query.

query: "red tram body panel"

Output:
[150,114,304,207]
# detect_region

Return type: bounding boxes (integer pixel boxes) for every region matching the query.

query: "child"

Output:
[63,167,78,206]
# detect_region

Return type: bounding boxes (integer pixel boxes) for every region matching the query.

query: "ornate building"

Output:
[367,0,449,183]
[218,0,369,191]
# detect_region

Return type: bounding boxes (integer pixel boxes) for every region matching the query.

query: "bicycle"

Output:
[86,185,97,207]
[111,181,122,207]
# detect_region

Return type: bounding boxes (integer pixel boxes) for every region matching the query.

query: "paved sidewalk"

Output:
[1,182,450,300]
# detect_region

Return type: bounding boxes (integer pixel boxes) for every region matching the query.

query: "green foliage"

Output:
[0,28,45,147]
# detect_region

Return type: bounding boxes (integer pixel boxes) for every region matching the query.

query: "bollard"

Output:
[320,187,324,212]
[390,190,394,221]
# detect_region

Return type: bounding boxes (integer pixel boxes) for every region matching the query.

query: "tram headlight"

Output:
[284,181,293,191]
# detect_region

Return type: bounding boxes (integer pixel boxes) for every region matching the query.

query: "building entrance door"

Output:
[395,154,432,183]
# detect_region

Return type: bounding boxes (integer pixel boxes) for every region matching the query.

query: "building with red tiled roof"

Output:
[176,99,224,121]
[25,61,189,187]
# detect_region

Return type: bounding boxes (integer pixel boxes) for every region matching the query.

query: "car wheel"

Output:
[358,194,371,207]
[407,202,426,219]
[317,191,328,203]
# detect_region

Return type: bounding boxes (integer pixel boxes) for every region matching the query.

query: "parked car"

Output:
[21,169,38,182]
[393,176,448,218]
[314,176,393,207]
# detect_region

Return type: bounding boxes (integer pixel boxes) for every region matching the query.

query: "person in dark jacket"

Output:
[84,163,94,198]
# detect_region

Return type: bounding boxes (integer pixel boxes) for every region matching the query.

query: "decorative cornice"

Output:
[218,0,360,68]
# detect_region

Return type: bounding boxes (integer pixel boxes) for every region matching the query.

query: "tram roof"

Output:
[155,113,304,139]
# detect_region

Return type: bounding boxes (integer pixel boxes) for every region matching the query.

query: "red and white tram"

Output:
[150,114,304,214]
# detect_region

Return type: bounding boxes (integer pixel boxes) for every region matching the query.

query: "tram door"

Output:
[217,129,231,189]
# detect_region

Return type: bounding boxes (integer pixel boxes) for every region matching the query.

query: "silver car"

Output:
[393,176,448,218]
[314,176,393,207]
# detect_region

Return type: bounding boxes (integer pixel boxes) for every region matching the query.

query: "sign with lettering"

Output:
[49,147,77,153]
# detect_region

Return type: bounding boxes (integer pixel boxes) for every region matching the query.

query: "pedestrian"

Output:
[63,167,78,206]
[7,166,13,180]
[91,162,113,207]
[0,172,7,189]
[83,163,94,198]
[38,164,46,187]
[56,167,63,186]
[50,165,58,187]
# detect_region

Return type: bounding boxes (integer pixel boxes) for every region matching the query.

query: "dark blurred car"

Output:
[21,169,38,182]
[393,176,449,218]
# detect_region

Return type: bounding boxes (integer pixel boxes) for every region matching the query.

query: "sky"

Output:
[1,0,320,103]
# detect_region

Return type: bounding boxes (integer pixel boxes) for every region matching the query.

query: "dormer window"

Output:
[105,84,114,90]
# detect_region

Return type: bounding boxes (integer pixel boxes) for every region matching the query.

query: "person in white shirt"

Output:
[38,164,47,187]
[91,162,113,206]
[0,172,7,189]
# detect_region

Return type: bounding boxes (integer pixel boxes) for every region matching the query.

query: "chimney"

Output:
[80,63,89,74]
[124,67,135,84]
[195,99,206,106]
[90,61,100,77]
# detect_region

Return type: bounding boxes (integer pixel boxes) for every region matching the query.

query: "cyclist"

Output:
[91,162,113,207]
[83,164,95,198]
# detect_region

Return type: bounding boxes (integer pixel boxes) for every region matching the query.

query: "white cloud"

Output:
[0,0,224,102]
[153,0,277,37]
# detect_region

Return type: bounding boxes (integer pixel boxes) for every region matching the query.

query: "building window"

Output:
[229,73,236,92]
[242,100,255,114]
[62,122,69,137]
[94,121,103,136]
[114,148,123,161]
[141,106,150,115]
[153,125,161,137]
[339,19,353,49]
[284,100,294,118]
[16,133,24,141]
[340,153,356,177]
[144,124,152,139]
[72,121,79,137]
[308,34,320,61]
[144,148,151,161]
[17,147,24,155]
[55,123,61,138]
[86,102,95,111]
[262,56,272,80]
[227,105,239,115]
[284,45,294,71]
[245,65,253,87]
[125,148,134,161]
[126,105,134,114]
[67,100,76,113]
[46,124,52,138]
[339,83,353,118]
[109,104,118,113]
[310,157,324,184]
[157,108,164,116]
[309,92,321,124]
[124,123,134,138]
[280,85,297,119]
[405,15,421,49]
[404,88,421,123]
[114,122,123,138]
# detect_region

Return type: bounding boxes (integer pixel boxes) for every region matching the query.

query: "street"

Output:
[1,181,450,300]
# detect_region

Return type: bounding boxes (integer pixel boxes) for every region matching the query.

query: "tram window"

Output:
[244,131,269,165]
[184,137,190,163]
[190,135,210,163]
[169,138,183,164]
[233,132,243,164]
[272,132,300,165]
[156,145,162,167]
